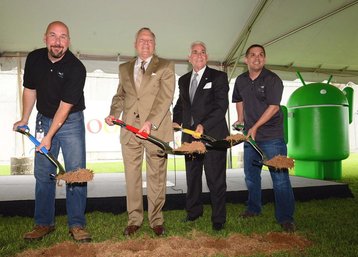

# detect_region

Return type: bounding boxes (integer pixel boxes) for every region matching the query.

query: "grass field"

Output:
[0,154,357,256]
[0,155,222,175]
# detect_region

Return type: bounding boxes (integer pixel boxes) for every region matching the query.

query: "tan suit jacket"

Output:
[110,55,175,143]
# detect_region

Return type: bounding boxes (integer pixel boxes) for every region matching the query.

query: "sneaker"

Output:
[23,225,55,241]
[239,210,259,219]
[281,222,296,233]
[69,227,92,242]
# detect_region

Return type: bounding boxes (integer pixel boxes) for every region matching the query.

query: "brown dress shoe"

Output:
[123,225,140,236]
[152,225,165,236]
[23,225,55,241]
[69,227,92,242]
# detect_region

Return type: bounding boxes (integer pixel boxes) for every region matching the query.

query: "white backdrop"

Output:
[1,66,357,164]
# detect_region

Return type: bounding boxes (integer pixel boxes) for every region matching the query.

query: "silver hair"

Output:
[189,41,207,55]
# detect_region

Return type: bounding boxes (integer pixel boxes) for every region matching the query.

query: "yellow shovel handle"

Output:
[181,128,202,138]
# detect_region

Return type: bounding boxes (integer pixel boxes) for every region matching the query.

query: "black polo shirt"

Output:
[23,48,86,118]
[232,67,284,141]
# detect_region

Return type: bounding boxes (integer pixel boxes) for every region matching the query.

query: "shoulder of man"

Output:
[152,55,174,66]
[262,67,280,79]
[179,70,192,81]
[119,58,135,69]
[206,66,227,77]
[27,48,47,60]
[63,50,86,71]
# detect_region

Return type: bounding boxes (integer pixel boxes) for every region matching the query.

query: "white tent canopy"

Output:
[1,0,358,83]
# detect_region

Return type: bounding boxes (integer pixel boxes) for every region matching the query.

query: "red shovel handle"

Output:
[112,119,149,139]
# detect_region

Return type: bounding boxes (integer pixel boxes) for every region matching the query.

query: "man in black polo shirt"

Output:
[13,21,91,242]
[232,44,295,232]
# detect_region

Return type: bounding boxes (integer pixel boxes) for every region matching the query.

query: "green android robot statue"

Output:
[287,73,354,180]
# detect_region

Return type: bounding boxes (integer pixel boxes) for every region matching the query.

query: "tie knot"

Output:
[193,72,198,78]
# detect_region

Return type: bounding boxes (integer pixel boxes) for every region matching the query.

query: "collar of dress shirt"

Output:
[136,56,153,70]
[191,66,206,83]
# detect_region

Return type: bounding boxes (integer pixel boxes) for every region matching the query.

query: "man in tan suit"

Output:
[105,27,175,237]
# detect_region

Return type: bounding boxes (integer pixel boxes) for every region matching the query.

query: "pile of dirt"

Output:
[174,141,207,154]
[15,231,311,257]
[56,169,94,183]
[264,155,295,169]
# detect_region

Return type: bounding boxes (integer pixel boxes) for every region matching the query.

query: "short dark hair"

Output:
[245,44,266,57]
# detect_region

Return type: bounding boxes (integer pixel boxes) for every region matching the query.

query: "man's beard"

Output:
[49,46,65,59]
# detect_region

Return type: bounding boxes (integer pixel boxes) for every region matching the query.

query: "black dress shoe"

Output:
[123,225,140,236]
[182,214,202,222]
[212,223,224,231]
[152,225,165,236]
[239,210,259,219]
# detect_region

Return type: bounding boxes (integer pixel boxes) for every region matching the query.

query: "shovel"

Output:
[173,126,245,149]
[112,119,196,155]
[15,125,93,183]
[232,124,294,170]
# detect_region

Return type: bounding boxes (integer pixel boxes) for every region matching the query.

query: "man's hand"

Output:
[137,121,152,139]
[193,124,204,139]
[105,115,115,126]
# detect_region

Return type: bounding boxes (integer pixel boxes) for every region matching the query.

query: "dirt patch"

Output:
[15,231,310,257]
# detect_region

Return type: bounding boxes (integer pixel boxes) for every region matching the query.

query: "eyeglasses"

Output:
[138,39,154,45]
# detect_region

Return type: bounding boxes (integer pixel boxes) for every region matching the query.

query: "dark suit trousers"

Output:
[184,148,227,224]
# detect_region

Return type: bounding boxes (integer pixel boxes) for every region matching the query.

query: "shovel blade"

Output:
[206,139,245,149]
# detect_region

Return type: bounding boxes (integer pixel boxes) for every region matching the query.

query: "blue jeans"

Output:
[33,111,87,228]
[243,138,295,224]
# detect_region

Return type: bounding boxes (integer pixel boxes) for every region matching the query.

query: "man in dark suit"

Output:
[105,27,175,237]
[173,41,229,231]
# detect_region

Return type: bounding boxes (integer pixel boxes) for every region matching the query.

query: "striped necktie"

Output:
[135,60,146,91]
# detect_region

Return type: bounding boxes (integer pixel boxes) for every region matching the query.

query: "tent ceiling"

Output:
[1,0,357,83]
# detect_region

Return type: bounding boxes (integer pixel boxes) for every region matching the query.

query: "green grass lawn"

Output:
[0,156,236,175]
[0,153,357,256]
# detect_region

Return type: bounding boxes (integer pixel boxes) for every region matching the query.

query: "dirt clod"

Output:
[56,169,94,183]
[225,134,247,143]
[173,141,207,154]
[264,155,294,169]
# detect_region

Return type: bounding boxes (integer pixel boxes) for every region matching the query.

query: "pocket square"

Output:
[151,72,156,76]
[203,82,212,89]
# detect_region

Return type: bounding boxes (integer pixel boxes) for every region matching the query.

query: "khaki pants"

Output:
[122,133,167,228]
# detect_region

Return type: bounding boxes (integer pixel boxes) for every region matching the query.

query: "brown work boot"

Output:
[23,225,55,241]
[69,227,92,242]
[281,222,296,233]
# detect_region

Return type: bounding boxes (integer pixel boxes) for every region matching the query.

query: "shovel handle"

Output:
[112,119,149,139]
[232,124,266,160]
[181,128,202,139]
[16,125,49,154]
[16,125,66,175]
[112,118,175,153]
